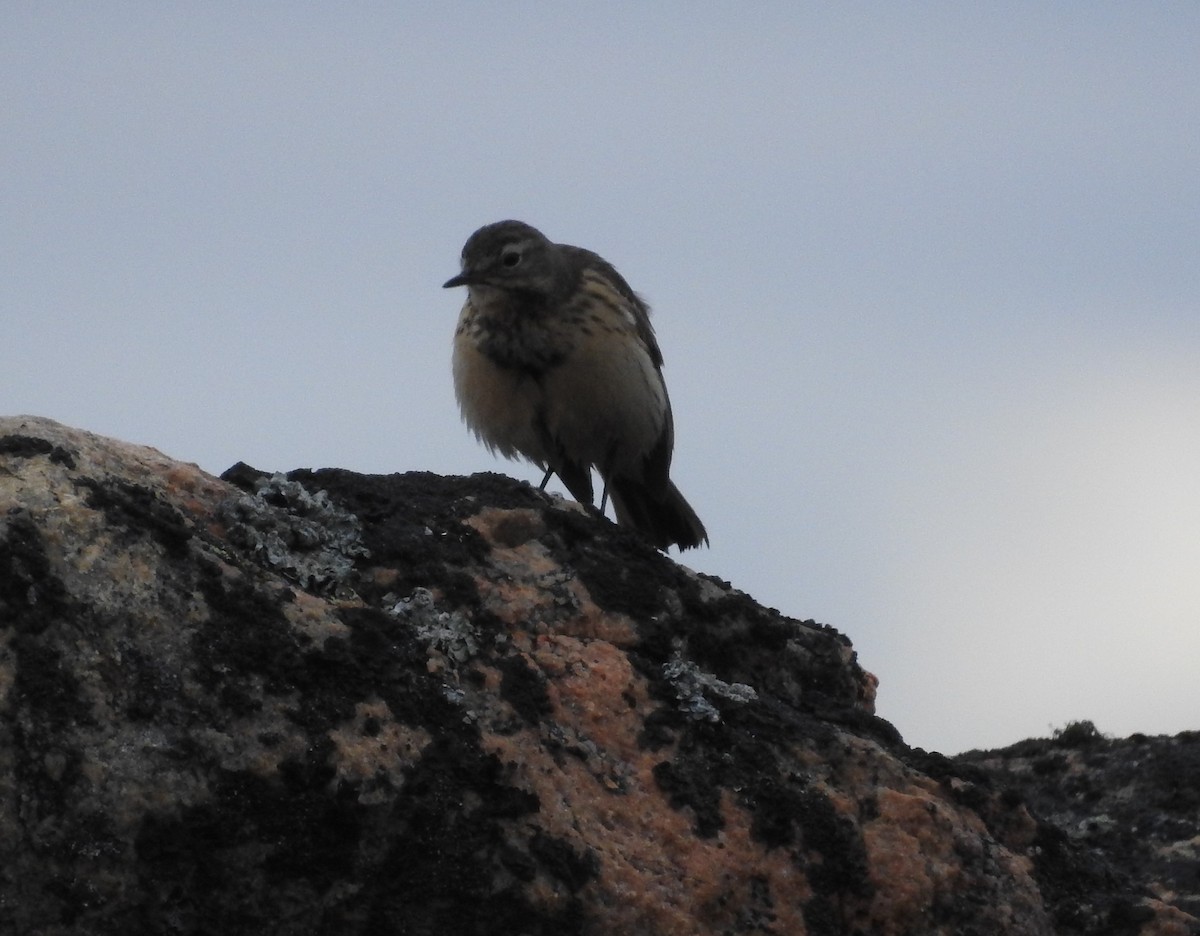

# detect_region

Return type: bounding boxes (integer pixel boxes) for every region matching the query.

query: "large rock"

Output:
[0,416,1192,934]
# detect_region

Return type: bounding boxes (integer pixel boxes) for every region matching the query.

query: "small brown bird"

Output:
[444,220,707,550]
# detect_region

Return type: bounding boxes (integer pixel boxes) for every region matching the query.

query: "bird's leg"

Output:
[598,442,620,515]
[538,466,554,491]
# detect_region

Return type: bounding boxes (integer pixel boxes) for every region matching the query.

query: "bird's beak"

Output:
[443,271,471,289]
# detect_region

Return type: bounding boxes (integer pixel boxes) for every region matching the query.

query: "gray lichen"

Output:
[219,473,368,596]
[389,587,479,663]
[662,649,758,723]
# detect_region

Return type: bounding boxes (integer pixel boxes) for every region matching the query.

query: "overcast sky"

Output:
[4,4,1198,754]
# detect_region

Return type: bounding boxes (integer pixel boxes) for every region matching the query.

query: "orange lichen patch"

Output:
[858,668,879,711]
[164,462,229,517]
[282,588,350,643]
[823,786,865,821]
[583,792,814,934]
[367,565,402,591]
[532,635,640,713]
[465,510,637,644]
[864,788,958,921]
[328,699,431,792]
[489,726,813,934]
[465,506,548,549]
[473,572,557,628]
[470,542,569,627]
[480,635,816,933]
[862,786,993,929]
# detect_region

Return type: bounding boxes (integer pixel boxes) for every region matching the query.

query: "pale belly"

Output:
[453,338,551,464]
[453,327,668,476]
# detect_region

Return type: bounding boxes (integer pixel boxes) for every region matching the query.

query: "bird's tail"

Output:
[609,477,708,551]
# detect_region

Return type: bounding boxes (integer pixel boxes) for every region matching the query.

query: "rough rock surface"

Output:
[0,416,1194,935]
[957,723,1200,936]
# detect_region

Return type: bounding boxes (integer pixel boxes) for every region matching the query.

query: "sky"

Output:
[3,4,1198,755]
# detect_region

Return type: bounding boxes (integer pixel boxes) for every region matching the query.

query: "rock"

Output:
[0,416,1192,934]
[958,723,1200,936]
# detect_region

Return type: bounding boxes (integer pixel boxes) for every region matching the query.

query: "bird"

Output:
[444,220,708,550]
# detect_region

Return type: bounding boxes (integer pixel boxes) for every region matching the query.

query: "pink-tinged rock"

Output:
[0,416,1190,935]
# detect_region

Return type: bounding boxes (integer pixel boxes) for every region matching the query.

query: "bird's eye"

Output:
[500,247,522,268]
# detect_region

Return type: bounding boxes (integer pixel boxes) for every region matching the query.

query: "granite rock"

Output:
[0,416,1192,935]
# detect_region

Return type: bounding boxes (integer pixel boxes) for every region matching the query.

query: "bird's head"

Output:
[443,220,566,301]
